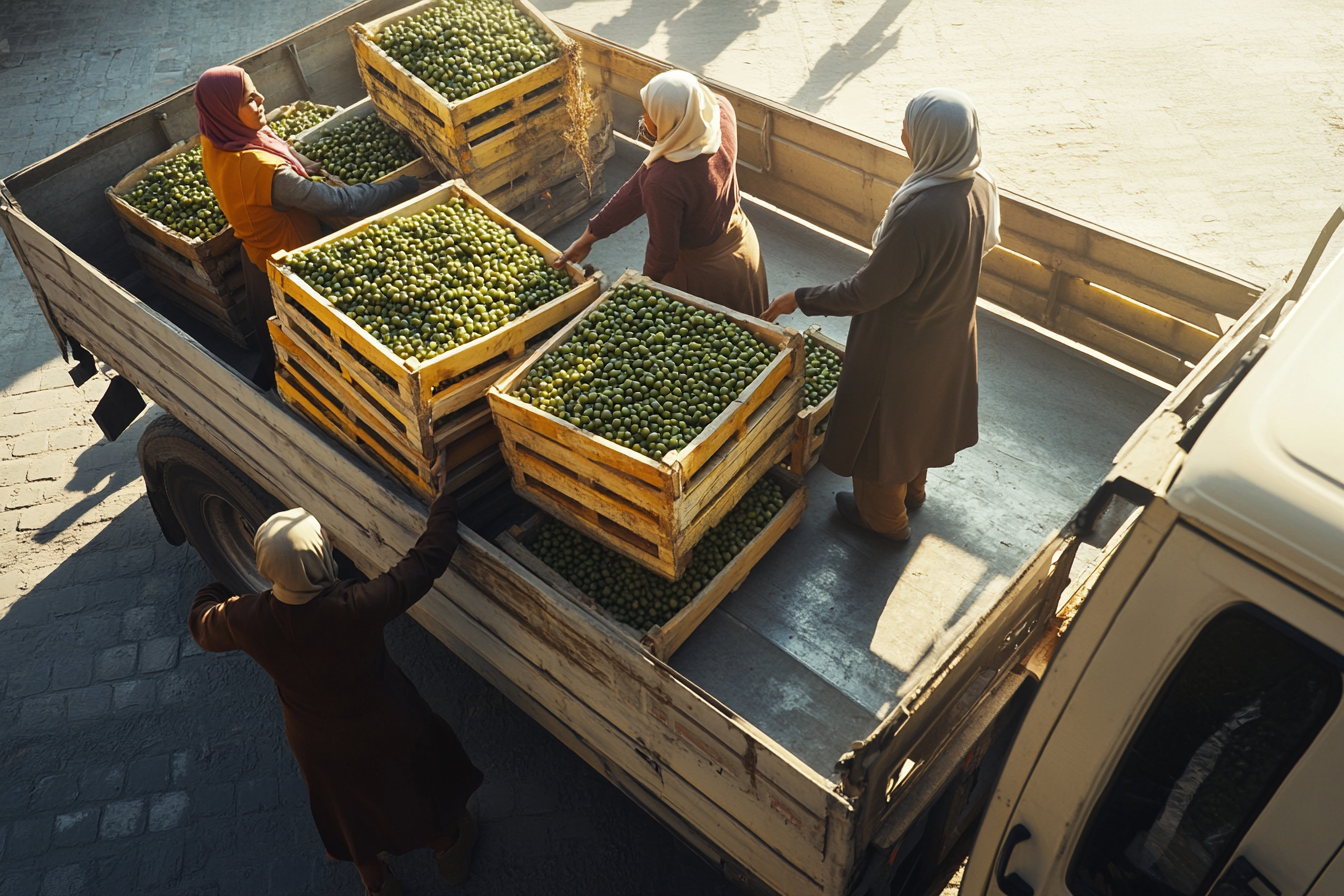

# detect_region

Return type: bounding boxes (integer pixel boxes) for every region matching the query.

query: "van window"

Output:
[1069,608,1341,896]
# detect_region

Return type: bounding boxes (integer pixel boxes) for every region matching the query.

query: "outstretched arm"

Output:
[345,488,460,626]
[189,583,242,653]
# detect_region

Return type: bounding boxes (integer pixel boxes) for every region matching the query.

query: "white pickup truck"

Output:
[3,1,1339,893]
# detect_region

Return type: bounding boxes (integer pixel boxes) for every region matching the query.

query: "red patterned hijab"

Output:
[194,66,307,177]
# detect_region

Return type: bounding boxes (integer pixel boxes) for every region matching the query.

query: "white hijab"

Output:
[254,507,339,605]
[872,87,1001,255]
[640,70,722,167]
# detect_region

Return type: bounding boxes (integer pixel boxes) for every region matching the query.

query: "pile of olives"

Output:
[121,104,336,240]
[268,103,336,141]
[122,147,227,240]
[802,335,843,408]
[531,477,787,632]
[296,114,419,185]
[285,196,575,363]
[377,0,559,103]
[513,283,777,458]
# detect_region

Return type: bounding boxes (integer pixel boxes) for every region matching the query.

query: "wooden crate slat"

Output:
[679,421,796,552]
[505,442,666,545]
[789,326,844,474]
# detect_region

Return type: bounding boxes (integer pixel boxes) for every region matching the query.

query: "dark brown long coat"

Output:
[189,493,482,864]
[796,177,993,486]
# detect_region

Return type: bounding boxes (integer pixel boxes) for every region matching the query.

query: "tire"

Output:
[138,414,281,595]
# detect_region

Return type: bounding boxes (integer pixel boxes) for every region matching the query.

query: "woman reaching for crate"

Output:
[189,453,483,896]
[761,88,1000,542]
[193,65,430,388]
[552,70,770,317]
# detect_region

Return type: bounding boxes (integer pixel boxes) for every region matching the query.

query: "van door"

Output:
[972,523,1344,896]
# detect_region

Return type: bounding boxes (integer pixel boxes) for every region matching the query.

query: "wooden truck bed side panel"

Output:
[565,28,1263,387]
[0,201,856,896]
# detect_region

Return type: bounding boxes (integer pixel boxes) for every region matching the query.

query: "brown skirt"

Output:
[662,204,769,317]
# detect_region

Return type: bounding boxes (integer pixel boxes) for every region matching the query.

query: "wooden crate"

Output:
[349,0,612,195]
[790,326,846,474]
[266,179,598,495]
[499,466,807,660]
[270,318,504,498]
[489,271,805,580]
[289,95,435,186]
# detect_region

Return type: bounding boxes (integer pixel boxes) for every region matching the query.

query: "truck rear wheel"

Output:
[138,414,281,595]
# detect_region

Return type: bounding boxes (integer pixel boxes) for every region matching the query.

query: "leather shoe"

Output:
[364,859,402,896]
[836,492,911,541]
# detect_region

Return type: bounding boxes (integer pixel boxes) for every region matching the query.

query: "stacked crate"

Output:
[267,180,599,499]
[489,271,806,581]
[349,0,612,235]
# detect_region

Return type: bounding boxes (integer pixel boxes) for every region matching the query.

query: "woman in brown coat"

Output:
[189,472,482,896]
[763,88,1000,541]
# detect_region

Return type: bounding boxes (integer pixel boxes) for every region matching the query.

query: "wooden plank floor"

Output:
[547,137,1165,778]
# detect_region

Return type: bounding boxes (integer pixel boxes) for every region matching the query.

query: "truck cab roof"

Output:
[1168,247,1344,599]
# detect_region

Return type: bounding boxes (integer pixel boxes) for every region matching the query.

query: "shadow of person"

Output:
[29,412,153,545]
[788,0,913,113]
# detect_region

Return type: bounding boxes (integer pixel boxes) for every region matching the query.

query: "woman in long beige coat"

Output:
[763,88,1000,541]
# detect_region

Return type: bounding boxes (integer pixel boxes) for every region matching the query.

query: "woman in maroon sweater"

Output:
[554,70,769,316]
[189,473,482,896]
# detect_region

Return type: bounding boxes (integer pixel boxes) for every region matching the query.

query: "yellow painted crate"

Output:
[498,466,807,660]
[349,0,612,196]
[489,270,805,580]
[266,179,598,497]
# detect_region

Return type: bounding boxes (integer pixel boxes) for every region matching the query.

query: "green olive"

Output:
[529,477,786,631]
[512,284,777,459]
[295,113,419,185]
[284,195,574,365]
[802,335,843,409]
[375,0,559,104]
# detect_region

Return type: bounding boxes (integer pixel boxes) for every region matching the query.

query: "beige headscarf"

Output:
[254,508,339,605]
[640,70,722,168]
[872,87,1001,255]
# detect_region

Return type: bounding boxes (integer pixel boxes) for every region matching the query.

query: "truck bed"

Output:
[547,137,1162,776]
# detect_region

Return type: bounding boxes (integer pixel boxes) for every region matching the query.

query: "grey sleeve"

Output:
[270,168,419,218]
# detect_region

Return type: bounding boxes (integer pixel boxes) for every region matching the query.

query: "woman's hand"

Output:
[415,177,440,193]
[431,447,450,494]
[761,291,798,323]
[552,227,598,269]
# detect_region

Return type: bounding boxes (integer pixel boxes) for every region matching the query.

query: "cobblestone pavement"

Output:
[4,1,1344,895]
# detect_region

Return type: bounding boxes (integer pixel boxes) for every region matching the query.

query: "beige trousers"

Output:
[853,469,927,534]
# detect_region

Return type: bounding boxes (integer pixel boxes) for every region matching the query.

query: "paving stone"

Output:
[10,432,47,456]
[138,635,179,673]
[171,751,197,789]
[147,791,189,832]
[236,778,279,814]
[6,660,50,698]
[92,643,136,681]
[111,678,156,713]
[191,783,234,818]
[51,808,99,848]
[126,755,171,795]
[29,774,78,811]
[49,653,91,690]
[23,454,69,482]
[120,605,159,640]
[0,781,30,817]
[65,684,111,721]
[78,765,124,802]
[8,814,52,859]
[17,694,65,730]
[39,864,85,896]
[138,831,185,888]
[99,799,144,840]
[0,871,41,896]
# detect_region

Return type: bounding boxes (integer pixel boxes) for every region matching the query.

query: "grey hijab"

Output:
[872,87,1001,255]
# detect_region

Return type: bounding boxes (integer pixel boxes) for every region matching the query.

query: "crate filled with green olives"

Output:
[267,179,597,499]
[103,102,338,347]
[349,0,611,198]
[498,466,806,660]
[790,325,846,474]
[289,96,434,187]
[489,271,805,580]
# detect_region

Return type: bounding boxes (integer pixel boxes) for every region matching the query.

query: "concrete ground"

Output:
[2,1,1343,895]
